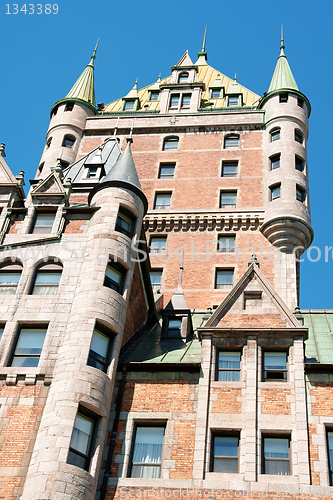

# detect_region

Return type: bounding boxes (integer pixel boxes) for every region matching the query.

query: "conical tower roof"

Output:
[88,138,148,214]
[66,40,99,106]
[268,30,298,92]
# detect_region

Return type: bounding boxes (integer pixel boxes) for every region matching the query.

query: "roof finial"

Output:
[234,73,237,81]
[202,25,207,52]
[280,25,285,54]
[91,39,99,61]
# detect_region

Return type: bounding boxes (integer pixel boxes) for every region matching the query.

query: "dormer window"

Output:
[87,166,98,178]
[124,100,135,110]
[181,94,191,108]
[170,94,180,108]
[210,88,222,99]
[149,91,160,102]
[227,96,240,107]
[178,72,189,83]
[167,318,182,338]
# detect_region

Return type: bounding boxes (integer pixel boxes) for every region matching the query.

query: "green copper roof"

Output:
[66,40,99,106]
[303,311,333,363]
[268,36,298,93]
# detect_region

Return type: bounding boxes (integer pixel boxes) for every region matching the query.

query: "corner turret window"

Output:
[297,97,304,108]
[87,325,114,372]
[30,262,62,295]
[279,93,288,103]
[270,154,280,170]
[115,207,136,238]
[65,102,74,112]
[224,134,239,149]
[46,137,52,148]
[295,156,305,172]
[0,262,22,295]
[163,137,179,151]
[59,160,70,170]
[37,163,44,176]
[270,184,281,201]
[67,407,97,470]
[178,72,189,83]
[62,135,76,148]
[296,185,306,203]
[270,128,280,142]
[104,260,126,294]
[295,130,303,144]
[52,106,58,117]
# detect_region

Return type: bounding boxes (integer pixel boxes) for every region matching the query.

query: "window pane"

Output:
[91,330,109,359]
[181,94,191,107]
[212,89,221,98]
[35,272,61,285]
[228,97,239,106]
[0,328,3,341]
[295,130,303,143]
[154,194,171,209]
[124,100,135,110]
[150,238,166,253]
[178,73,188,83]
[159,165,175,178]
[35,215,54,227]
[218,237,235,252]
[216,270,233,289]
[133,427,164,466]
[264,353,287,370]
[12,328,46,367]
[150,271,162,291]
[264,438,289,458]
[116,214,132,236]
[105,266,121,285]
[131,465,161,478]
[150,91,159,101]
[220,192,236,208]
[218,371,240,382]
[214,457,238,473]
[213,436,238,472]
[219,352,240,370]
[170,95,180,107]
[271,156,280,169]
[265,459,290,475]
[271,186,280,200]
[222,164,237,177]
[328,432,333,476]
[163,139,178,151]
[271,129,280,141]
[225,137,239,148]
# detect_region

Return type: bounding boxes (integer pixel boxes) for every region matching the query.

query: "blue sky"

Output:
[0,0,332,308]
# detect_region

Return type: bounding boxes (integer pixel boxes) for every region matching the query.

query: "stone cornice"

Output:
[143,210,264,233]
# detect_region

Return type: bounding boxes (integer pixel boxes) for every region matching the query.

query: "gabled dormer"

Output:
[225,76,244,107]
[121,80,140,112]
[161,261,193,341]
[159,51,204,113]
[209,73,224,100]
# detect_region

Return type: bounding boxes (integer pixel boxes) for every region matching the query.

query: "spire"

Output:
[89,137,148,214]
[268,28,298,93]
[65,40,99,106]
[166,253,188,310]
[196,26,208,65]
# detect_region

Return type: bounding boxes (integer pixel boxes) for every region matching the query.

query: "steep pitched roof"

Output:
[268,35,298,92]
[104,51,260,113]
[65,40,99,106]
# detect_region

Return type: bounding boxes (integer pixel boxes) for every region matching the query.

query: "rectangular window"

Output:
[218,235,235,252]
[170,94,180,107]
[279,93,288,103]
[167,318,182,338]
[181,94,191,108]
[263,437,290,475]
[115,208,135,238]
[222,161,238,177]
[220,191,236,208]
[297,97,304,108]
[149,237,167,254]
[228,96,239,107]
[65,102,74,112]
[87,328,112,372]
[11,328,47,367]
[154,193,171,210]
[159,163,175,179]
[295,156,305,172]
[32,271,61,295]
[224,136,239,149]
[130,426,165,478]
[212,434,239,472]
[270,128,280,141]
[295,130,303,143]
[150,270,162,292]
[211,89,221,99]
[296,186,306,202]
[32,213,55,234]
[104,262,126,294]
[217,352,241,381]
[215,269,233,290]
[124,100,135,110]
[270,154,280,170]
[327,430,333,485]
[150,91,160,101]
[87,166,98,178]
[270,185,280,201]
[264,352,287,381]
[67,409,96,470]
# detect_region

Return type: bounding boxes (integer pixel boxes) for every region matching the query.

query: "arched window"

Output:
[0,262,22,295]
[270,128,280,142]
[178,72,189,83]
[163,136,179,151]
[31,262,62,295]
[62,135,76,148]
[224,134,240,149]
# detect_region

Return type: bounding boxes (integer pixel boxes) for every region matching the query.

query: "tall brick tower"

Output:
[3,31,333,500]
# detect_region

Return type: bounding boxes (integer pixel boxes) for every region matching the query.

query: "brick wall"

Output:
[122,262,148,347]
[211,387,241,413]
[310,382,333,415]
[261,388,291,414]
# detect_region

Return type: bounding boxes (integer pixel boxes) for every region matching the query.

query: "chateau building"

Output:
[0,33,333,500]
